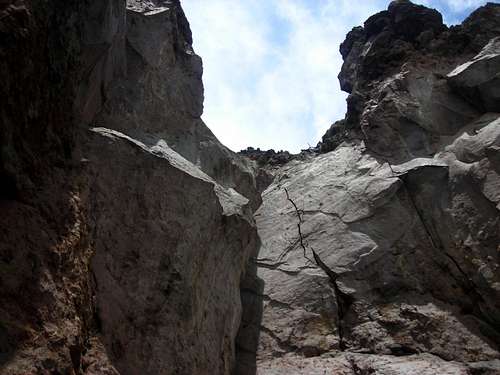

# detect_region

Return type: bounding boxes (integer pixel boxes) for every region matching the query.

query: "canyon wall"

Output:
[1,1,259,374]
[237,1,500,374]
[1,0,499,374]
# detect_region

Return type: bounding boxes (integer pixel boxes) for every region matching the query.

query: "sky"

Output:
[182,0,497,153]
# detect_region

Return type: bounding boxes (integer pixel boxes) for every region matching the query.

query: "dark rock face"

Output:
[337,1,500,133]
[317,120,347,154]
[338,0,446,94]
[86,128,258,375]
[96,1,261,210]
[324,1,500,161]
[237,1,500,374]
[239,148,295,167]
[0,2,106,373]
[1,1,259,374]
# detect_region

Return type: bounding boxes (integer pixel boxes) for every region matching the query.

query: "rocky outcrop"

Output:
[85,128,257,374]
[95,1,260,210]
[448,37,500,113]
[239,148,296,167]
[1,0,259,374]
[237,1,500,373]
[322,1,500,157]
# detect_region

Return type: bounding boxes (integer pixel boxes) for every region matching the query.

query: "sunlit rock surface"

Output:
[237,1,500,374]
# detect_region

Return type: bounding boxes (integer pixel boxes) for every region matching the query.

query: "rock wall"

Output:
[2,0,499,374]
[95,1,261,210]
[1,0,259,374]
[238,1,500,374]
[85,128,257,374]
[1,2,101,372]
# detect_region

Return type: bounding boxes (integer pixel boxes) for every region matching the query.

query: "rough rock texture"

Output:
[448,37,500,113]
[322,1,500,156]
[1,0,259,374]
[95,1,261,209]
[237,1,500,373]
[1,2,108,373]
[86,128,257,374]
[2,0,500,374]
[258,353,500,375]
[239,148,296,167]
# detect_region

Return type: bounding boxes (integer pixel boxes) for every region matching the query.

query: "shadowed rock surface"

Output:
[1,0,259,374]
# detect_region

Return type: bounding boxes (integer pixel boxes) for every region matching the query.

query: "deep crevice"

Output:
[312,249,354,351]
[284,188,354,351]
[399,171,485,306]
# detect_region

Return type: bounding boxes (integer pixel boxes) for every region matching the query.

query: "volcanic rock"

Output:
[236,2,500,374]
[0,0,260,374]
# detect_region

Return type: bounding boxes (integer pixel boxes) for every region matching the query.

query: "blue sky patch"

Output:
[183,0,498,152]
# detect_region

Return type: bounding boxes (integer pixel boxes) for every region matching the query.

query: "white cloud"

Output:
[182,0,387,152]
[436,0,487,12]
[181,0,492,153]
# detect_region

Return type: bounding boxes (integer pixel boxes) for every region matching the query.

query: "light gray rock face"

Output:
[239,137,500,373]
[359,68,479,160]
[237,2,500,373]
